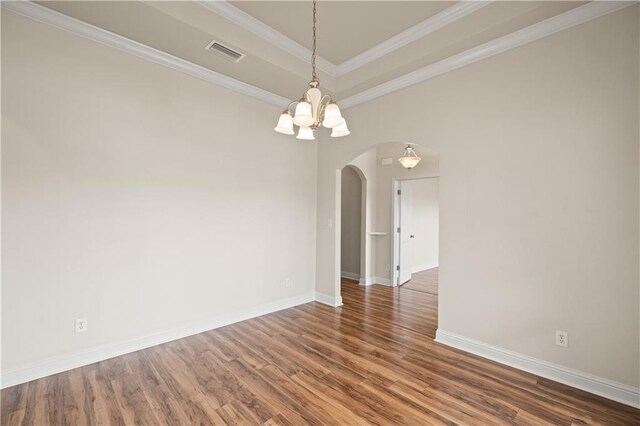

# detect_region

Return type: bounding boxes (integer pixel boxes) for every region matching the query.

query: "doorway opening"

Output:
[392,177,440,287]
[340,165,366,283]
[335,142,439,309]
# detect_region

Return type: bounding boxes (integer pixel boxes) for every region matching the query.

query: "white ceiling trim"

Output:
[340,1,635,110]
[197,0,340,77]
[199,1,491,78]
[2,1,289,108]
[335,1,492,75]
[4,1,636,115]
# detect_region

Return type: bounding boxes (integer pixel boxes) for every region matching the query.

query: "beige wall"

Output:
[316,6,639,387]
[1,11,317,371]
[406,178,439,272]
[340,166,361,277]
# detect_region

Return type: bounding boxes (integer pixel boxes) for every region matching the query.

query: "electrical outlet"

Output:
[75,318,88,333]
[555,330,568,347]
[285,278,291,288]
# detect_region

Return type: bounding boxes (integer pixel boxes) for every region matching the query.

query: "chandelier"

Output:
[274,0,349,139]
[399,145,421,169]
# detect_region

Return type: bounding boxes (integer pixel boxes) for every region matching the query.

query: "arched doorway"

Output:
[336,142,439,303]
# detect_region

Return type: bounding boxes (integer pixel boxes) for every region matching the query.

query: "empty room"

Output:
[1,0,639,425]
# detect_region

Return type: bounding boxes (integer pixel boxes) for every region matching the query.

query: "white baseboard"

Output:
[340,271,360,281]
[435,329,640,409]
[359,277,376,286]
[315,292,343,307]
[358,277,391,286]
[359,277,372,286]
[1,292,316,389]
[373,276,392,286]
[412,263,438,273]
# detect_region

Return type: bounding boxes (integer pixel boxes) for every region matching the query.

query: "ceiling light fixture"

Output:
[274,0,349,139]
[399,145,421,170]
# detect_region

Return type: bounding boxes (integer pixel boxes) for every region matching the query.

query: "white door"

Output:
[399,182,413,285]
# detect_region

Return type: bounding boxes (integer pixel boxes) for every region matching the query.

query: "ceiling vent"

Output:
[205,40,245,63]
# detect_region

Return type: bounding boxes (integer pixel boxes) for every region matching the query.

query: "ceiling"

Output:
[33,1,588,103]
[231,1,456,64]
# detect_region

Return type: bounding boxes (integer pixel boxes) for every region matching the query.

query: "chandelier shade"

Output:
[296,126,315,140]
[274,112,294,135]
[331,121,350,138]
[293,102,314,127]
[322,103,344,128]
[274,0,349,139]
[399,145,421,169]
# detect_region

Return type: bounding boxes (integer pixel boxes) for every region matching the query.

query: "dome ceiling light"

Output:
[399,145,422,170]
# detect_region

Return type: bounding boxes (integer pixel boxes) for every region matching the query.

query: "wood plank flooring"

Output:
[2,269,640,425]
[400,267,438,296]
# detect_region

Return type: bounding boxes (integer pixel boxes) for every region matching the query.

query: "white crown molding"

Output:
[2,1,289,108]
[340,1,635,110]
[198,1,490,78]
[336,1,492,76]
[435,329,640,408]
[4,1,636,118]
[1,292,316,389]
[197,0,339,77]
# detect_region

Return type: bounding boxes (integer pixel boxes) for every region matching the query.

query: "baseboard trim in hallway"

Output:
[359,277,392,286]
[435,329,640,408]
[0,292,316,389]
[340,271,360,281]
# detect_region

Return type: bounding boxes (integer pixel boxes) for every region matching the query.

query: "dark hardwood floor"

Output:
[2,269,639,425]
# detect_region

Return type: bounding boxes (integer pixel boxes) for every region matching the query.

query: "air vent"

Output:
[205,40,245,63]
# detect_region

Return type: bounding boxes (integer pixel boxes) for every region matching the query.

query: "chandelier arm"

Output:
[283,100,301,114]
[314,95,333,122]
[319,94,333,105]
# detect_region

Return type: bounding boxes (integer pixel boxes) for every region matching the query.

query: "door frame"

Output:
[391,176,440,286]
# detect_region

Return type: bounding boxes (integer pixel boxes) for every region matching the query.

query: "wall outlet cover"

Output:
[555,330,568,347]
[75,318,88,333]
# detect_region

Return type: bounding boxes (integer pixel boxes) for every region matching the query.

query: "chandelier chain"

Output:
[311,0,317,83]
